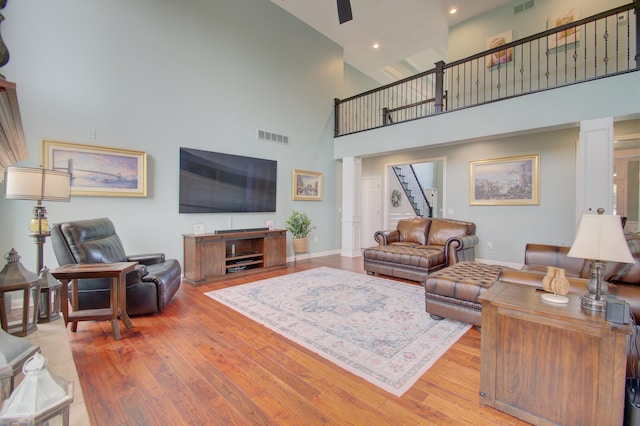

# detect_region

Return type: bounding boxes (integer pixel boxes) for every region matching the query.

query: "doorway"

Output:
[386,157,445,229]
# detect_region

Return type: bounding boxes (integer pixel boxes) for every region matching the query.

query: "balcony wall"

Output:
[334,70,640,160]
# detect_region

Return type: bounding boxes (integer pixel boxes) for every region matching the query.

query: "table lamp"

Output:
[567,208,634,311]
[3,166,71,273]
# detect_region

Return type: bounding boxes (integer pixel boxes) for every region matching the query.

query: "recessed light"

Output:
[372,43,380,49]
[449,8,457,15]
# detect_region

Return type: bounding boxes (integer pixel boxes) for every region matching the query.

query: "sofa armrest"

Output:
[500,269,590,292]
[127,253,166,266]
[445,234,479,264]
[125,264,149,285]
[374,230,400,246]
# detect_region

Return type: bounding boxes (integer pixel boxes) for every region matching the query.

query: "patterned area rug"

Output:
[205,267,471,397]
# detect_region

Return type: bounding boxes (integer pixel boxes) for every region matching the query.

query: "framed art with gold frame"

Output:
[42,139,147,197]
[292,169,322,201]
[469,154,539,206]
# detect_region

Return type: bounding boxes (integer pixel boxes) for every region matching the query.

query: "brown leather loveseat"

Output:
[514,234,640,317]
[363,218,479,282]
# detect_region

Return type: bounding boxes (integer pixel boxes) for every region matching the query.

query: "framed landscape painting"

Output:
[292,169,322,201]
[469,154,539,206]
[42,140,147,197]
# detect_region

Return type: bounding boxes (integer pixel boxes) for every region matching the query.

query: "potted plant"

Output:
[285,210,316,254]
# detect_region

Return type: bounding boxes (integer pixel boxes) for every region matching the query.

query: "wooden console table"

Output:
[479,281,631,426]
[183,229,286,286]
[51,262,137,340]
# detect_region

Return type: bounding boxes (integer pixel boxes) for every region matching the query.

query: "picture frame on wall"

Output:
[469,154,539,206]
[292,169,323,201]
[486,30,513,68]
[42,139,147,197]
[547,8,581,50]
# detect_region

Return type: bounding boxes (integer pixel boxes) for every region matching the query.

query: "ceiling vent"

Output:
[257,130,289,145]
[514,0,534,15]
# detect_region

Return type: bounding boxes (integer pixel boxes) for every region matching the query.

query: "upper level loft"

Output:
[334,2,639,138]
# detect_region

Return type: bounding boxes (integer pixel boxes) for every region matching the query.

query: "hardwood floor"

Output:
[68,255,528,425]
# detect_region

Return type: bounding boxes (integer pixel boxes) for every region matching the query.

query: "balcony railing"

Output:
[334,2,639,137]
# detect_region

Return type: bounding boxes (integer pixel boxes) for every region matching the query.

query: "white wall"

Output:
[0,0,343,270]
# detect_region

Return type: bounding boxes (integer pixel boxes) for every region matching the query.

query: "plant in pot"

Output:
[285,210,316,254]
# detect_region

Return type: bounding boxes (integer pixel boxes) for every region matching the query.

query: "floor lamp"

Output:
[3,166,71,273]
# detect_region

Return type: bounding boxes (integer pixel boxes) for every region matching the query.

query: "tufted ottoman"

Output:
[425,261,509,327]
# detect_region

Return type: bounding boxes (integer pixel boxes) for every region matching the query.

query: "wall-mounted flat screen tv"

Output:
[179,147,277,213]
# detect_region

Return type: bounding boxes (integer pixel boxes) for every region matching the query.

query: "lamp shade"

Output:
[4,166,70,202]
[567,213,634,263]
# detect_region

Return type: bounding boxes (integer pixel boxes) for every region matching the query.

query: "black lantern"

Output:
[37,266,61,323]
[0,249,40,336]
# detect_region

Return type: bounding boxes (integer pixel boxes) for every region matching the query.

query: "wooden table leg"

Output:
[118,270,133,329]
[59,278,70,329]
[70,279,79,332]
[109,277,121,340]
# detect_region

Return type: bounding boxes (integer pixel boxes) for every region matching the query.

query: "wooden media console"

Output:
[182,228,287,286]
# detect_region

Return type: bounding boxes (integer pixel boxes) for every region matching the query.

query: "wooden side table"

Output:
[479,281,632,426]
[51,262,137,340]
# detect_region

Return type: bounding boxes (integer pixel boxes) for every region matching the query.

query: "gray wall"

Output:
[0,0,343,270]
[362,127,581,263]
[448,0,630,61]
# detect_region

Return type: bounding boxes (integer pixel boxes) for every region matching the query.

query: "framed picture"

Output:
[486,31,513,68]
[469,154,539,206]
[292,169,323,201]
[193,223,206,235]
[547,8,581,49]
[42,140,147,197]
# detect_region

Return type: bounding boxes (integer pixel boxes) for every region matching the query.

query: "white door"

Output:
[360,176,381,248]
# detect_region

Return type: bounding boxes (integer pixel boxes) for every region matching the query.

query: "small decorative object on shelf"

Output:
[0,352,74,425]
[540,266,570,304]
[285,210,316,254]
[0,249,40,336]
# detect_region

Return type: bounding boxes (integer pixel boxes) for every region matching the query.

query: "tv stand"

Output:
[182,228,286,286]
[214,227,269,234]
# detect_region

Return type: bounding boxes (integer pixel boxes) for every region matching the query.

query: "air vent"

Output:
[257,129,289,145]
[514,0,534,15]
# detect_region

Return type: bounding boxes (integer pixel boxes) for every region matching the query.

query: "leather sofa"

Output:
[424,232,640,328]
[363,218,479,282]
[515,233,640,317]
[51,218,182,316]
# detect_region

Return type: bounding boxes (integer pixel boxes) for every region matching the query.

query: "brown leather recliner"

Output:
[50,218,182,316]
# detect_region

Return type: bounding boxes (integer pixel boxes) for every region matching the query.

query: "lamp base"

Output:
[580,292,608,312]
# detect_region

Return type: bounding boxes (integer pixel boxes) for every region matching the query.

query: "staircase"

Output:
[392,164,433,218]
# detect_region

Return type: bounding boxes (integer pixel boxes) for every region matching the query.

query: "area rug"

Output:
[205,267,471,396]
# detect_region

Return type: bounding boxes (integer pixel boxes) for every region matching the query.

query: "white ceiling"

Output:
[271,0,513,84]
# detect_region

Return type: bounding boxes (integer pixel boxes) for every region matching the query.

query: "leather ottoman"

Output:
[424,261,508,327]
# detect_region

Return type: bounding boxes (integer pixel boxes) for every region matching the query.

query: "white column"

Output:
[341,156,362,257]
[576,117,614,220]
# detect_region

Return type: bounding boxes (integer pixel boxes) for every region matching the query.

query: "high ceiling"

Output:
[271,0,513,83]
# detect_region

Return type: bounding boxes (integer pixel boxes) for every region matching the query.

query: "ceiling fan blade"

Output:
[337,0,353,24]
